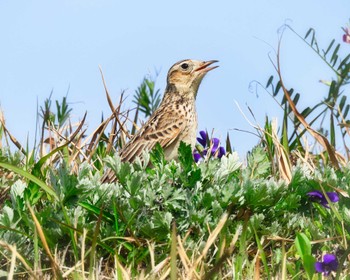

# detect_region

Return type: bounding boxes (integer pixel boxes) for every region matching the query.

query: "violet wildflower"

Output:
[196,130,208,148]
[315,254,338,276]
[211,137,220,152]
[193,152,202,163]
[307,190,339,208]
[343,26,350,44]
[193,130,226,162]
[211,138,225,158]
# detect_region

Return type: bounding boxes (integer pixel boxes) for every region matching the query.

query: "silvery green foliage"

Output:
[10,180,26,206]
[0,143,349,274]
[214,152,241,181]
[75,144,338,244]
[104,154,123,174]
[342,207,350,224]
[0,205,14,227]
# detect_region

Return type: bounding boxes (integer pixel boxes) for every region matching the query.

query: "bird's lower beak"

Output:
[194,60,219,73]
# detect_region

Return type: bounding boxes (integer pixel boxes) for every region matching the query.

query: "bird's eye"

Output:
[180,63,189,70]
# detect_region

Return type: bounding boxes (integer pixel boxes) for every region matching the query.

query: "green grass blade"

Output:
[0,162,58,200]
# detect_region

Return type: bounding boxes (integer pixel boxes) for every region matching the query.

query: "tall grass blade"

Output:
[0,162,58,200]
[28,203,62,279]
[170,222,177,280]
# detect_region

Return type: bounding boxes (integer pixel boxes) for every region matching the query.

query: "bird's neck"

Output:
[163,83,197,105]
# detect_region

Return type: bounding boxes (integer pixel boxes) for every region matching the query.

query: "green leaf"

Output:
[303,254,316,280]
[128,174,142,196]
[330,113,335,147]
[150,143,165,166]
[251,222,270,278]
[266,75,273,88]
[79,202,115,223]
[282,110,290,154]
[118,162,131,184]
[187,168,201,186]
[338,53,350,70]
[339,95,347,112]
[0,162,58,200]
[323,39,335,56]
[246,146,271,179]
[344,105,350,119]
[178,141,194,173]
[304,28,314,40]
[330,43,340,66]
[274,81,281,97]
[226,132,233,154]
[293,93,300,105]
[133,77,161,117]
[295,232,311,260]
[24,183,42,204]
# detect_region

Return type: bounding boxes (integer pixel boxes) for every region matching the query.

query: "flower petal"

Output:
[324,254,338,274]
[329,259,338,271]
[326,192,339,203]
[197,131,207,147]
[323,254,336,263]
[193,152,202,163]
[307,190,332,208]
[343,28,350,44]
[307,190,323,199]
[320,200,330,208]
[315,261,325,273]
[211,138,220,154]
[218,146,226,158]
[199,130,207,139]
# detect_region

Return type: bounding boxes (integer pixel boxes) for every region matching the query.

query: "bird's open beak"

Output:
[194,60,219,73]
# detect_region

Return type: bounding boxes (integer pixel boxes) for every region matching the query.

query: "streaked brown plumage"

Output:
[102,59,218,183]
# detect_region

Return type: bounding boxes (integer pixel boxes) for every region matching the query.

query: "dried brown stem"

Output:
[274,38,340,170]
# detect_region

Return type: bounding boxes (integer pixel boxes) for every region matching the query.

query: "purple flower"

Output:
[196,130,208,148]
[211,138,220,153]
[193,152,202,163]
[315,254,338,276]
[343,27,350,44]
[218,146,226,158]
[307,190,339,208]
[193,131,226,162]
[211,138,226,158]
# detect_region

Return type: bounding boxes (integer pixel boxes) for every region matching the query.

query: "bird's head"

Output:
[166,59,218,97]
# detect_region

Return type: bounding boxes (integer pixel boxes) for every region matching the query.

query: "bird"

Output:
[102,59,218,183]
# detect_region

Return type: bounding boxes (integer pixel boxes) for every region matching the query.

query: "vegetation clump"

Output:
[0,24,350,279]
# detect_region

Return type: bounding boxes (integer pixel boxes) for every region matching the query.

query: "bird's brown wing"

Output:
[119,109,185,162]
[101,108,185,183]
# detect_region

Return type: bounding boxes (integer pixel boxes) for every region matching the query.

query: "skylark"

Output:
[102,59,218,182]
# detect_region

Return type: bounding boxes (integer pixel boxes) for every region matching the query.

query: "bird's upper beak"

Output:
[194,60,219,73]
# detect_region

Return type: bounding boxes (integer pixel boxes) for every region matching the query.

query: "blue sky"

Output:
[0,1,349,157]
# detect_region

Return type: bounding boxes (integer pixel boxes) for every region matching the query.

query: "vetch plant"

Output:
[193,130,226,162]
[343,26,350,44]
[307,190,339,208]
[315,254,339,276]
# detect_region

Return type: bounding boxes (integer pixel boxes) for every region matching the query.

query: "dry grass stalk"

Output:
[186,212,228,279]
[0,113,27,156]
[170,222,177,280]
[27,203,62,279]
[202,224,241,280]
[270,118,292,182]
[99,66,132,150]
[274,40,340,170]
[0,240,37,279]
[8,243,16,280]
[114,254,130,280]
[337,104,350,160]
